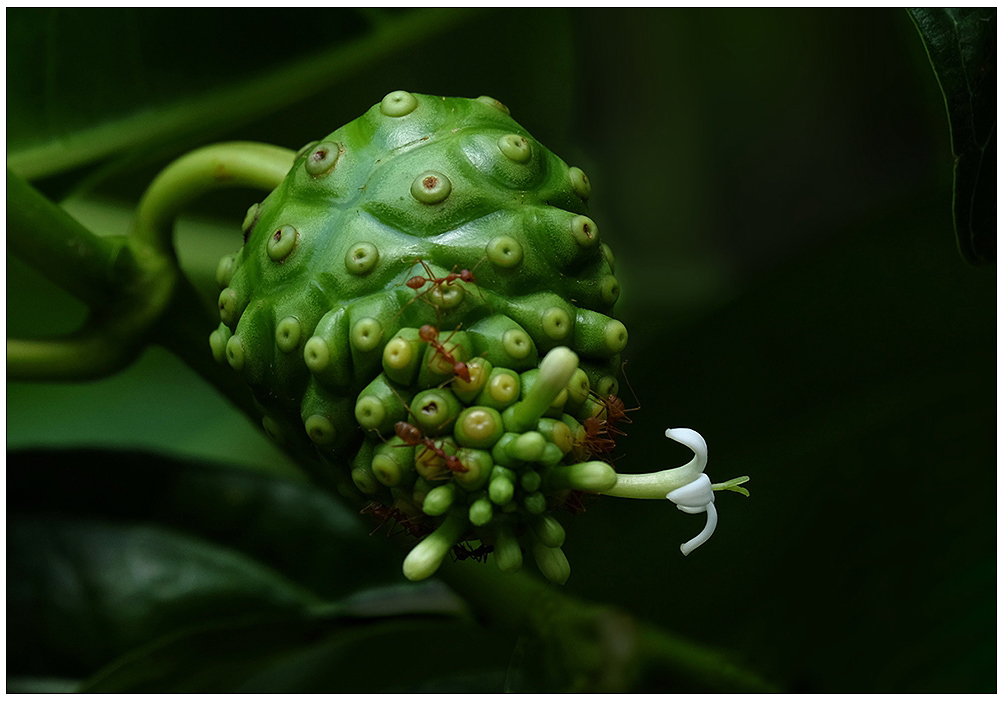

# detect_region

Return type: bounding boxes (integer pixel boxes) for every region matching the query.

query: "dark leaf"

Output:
[6,8,475,186]
[81,612,511,693]
[908,8,996,264]
[8,517,320,679]
[7,450,406,679]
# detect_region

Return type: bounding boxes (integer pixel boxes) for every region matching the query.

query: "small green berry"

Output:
[568,167,591,199]
[218,288,239,326]
[570,215,599,247]
[225,334,245,371]
[502,329,532,360]
[344,242,379,275]
[604,319,629,354]
[305,141,341,177]
[468,498,494,526]
[485,235,522,268]
[266,225,298,262]
[600,275,620,305]
[209,324,232,364]
[350,317,383,352]
[601,243,615,273]
[411,171,452,204]
[541,306,572,341]
[241,203,259,236]
[275,317,301,353]
[524,492,547,514]
[305,414,337,445]
[380,90,419,117]
[454,406,504,449]
[476,95,510,114]
[521,470,542,492]
[303,336,331,373]
[215,253,237,290]
[595,375,619,398]
[497,134,531,163]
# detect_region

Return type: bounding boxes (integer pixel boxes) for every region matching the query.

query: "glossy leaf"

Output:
[908,8,997,264]
[82,613,511,693]
[9,517,320,678]
[7,450,406,680]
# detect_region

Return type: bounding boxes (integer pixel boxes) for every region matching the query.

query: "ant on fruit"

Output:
[404,258,479,294]
[419,323,472,383]
[394,257,488,321]
[394,420,469,474]
[360,501,429,538]
[451,541,494,563]
[582,415,618,455]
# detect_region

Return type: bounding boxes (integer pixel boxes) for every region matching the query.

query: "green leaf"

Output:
[82,613,512,692]
[7,8,478,183]
[9,449,402,601]
[7,449,408,679]
[9,517,320,678]
[908,8,996,264]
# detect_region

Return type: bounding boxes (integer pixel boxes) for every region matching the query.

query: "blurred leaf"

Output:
[9,517,319,678]
[82,613,511,692]
[6,677,81,693]
[908,8,996,264]
[7,449,409,679]
[7,8,478,183]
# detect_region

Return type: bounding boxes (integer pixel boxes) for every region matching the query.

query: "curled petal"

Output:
[667,473,717,555]
[664,427,707,474]
[666,472,714,510]
[679,502,718,556]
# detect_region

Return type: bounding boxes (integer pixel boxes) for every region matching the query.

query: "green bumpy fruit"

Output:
[213,91,627,584]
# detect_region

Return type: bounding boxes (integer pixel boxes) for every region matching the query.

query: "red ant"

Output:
[582,415,618,455]
[559,490,591,516]
[397,258,479,316]
[452,541,494,563]
[419,323,472,383]
[360,502,430,538]
[394,420,469,473]
[404,259,478,294]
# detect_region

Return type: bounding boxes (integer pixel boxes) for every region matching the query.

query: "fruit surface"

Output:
[211,91,627,582]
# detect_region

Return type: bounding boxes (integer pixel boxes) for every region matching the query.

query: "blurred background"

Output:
[8,8,995,692]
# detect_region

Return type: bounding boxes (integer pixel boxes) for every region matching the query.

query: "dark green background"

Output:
[8,8,995,692]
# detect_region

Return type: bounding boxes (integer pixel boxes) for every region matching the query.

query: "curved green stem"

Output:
[132,142,294,255]
[8,143,294,383]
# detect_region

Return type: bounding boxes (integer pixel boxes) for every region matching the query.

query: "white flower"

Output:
[663,429,717,555]
[597,426,747,556]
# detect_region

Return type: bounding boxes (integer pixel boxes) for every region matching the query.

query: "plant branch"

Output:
[6,169,130,307]
[434,559,774,692]
[132,142,294,256]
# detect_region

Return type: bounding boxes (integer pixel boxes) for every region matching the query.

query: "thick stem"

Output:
[7,169,130,308]
[7,331,123,381]
[132,142,294,255]
[435,560,775,692]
